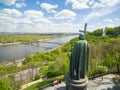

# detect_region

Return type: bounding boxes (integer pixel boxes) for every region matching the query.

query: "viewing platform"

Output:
[43,74,120,90]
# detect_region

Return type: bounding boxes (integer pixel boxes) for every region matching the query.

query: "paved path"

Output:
[20,75,64,90]
[88,74,120,90]
[44,74,120,90]
[20,79,43,90]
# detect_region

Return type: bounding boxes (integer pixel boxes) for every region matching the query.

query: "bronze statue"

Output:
[69,33,89,80]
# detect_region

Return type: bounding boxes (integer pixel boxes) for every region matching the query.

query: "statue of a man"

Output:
[69,33,89,80]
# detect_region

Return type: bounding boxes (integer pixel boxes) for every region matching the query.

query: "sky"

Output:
[0,0,120,33]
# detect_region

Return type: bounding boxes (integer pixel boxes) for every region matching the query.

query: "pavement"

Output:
[43,74,120,90]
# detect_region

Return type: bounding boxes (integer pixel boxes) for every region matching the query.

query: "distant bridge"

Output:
[38,41,65,44]
[30,40,65,45]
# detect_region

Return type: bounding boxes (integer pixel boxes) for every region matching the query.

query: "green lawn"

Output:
[24,76,64,90]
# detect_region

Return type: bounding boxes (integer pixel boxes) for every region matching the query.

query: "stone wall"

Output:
[14,58,25,67]
[14,68,40,84]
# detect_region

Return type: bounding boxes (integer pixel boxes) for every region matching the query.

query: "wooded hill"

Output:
[90,26,120,37]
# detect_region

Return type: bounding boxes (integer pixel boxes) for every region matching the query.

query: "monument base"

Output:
[65,74,88,90]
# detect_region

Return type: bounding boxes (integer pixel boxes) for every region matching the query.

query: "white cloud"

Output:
[15,2,26,8]
[88,0,95,6]
[15,3,22,8]
[92,2,105,8]
[104,19,113,23]
[0,8,22,17]
[66,0,120,9]
[40,3,58,13]
[92,0,120,9]
[66,0,89,9]
[82,0,120,23]
[115,18,120,21]
[1,9,119,33]
[104,18,120,23]
[84,6,118,22]
[0,0,16,6]
[0,9,54,32]
[24,10,44,18]
[21,2,26,7]
[55,9,77,19]
[100,0,120,7]
[0,8,23,32]
[0,8,80,33]
[87,18,120,32]
[0,8,77,32]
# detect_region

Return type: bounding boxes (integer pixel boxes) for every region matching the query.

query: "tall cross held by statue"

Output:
[79,23,88,35]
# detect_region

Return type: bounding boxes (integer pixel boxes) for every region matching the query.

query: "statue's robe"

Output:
[70,40,89,80]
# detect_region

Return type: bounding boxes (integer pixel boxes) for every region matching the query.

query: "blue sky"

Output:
[0,0,120,33]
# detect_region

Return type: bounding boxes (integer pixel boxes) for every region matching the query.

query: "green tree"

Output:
[103,54,116,71]
[0,79,9,90]
[103,38,120,72]
[39,66,48,78]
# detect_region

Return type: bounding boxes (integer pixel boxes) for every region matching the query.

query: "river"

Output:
[0,35,77,62]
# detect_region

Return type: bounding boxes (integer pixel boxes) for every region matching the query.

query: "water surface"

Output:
[0,35,77,62]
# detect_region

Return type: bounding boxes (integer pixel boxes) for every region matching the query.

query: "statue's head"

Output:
[79,33,85,40]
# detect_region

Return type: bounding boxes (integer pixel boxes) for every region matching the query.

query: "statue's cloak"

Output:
[70,40,89,80]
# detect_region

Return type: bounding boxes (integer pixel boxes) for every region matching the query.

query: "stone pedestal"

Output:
[65,74,88,90]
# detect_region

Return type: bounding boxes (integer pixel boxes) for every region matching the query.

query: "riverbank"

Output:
[0,42,21,46]
[0,34,64,45]
[6,58,25,66]
[0,39,50,46]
